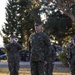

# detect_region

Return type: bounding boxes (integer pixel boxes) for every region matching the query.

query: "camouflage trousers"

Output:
[8,61,20,75]
[30,61,44,75]
[44,62,54,75]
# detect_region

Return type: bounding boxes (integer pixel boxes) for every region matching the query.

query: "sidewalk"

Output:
[0,61,64,67]
[0,61,30,67]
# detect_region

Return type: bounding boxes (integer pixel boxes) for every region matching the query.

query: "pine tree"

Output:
[2,0,21,43]
[2,0,41,48]
[3,0,19,35]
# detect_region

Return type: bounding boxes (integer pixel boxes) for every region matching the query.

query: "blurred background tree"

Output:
[2,0,20,44]
[2,0,75,49]
[58,49,67,63]
[36,0,75,22]
[35,0,75,46]
[2,0,41,49]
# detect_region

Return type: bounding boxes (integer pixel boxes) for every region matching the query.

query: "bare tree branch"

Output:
[55,0,75,21]
[48,0,75,22]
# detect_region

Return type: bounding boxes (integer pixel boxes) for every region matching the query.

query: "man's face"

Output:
[70,37,74,43]
[35,25,42,32]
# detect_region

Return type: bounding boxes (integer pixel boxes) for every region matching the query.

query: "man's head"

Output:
[34,21,43,33]
[70,35,75,43]
[9,35,18,43]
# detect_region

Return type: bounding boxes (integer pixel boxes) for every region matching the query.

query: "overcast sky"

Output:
[0,0,7,47]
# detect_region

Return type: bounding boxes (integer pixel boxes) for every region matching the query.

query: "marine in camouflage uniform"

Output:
[5,35,22,75]
[29,21,51,75]
[66,35,75,75]
[45,45,56,75]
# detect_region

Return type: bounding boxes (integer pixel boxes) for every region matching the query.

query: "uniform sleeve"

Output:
[43,33,52,61]
[51,45,56,62]
[28,38,31,51]
[44,33,51,48]
[16,43,22,50]
[28,34,32,59]
[66,44,72,60]
[66,45,69,59]
[28,41,31,59]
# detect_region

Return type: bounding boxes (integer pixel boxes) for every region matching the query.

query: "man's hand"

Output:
[44,61,48,65]
[13,38,18,43]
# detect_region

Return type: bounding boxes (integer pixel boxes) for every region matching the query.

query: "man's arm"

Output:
[43,33,52,62]
[18,43,22,50]
[51,45,56,62]
[28,41,31,59]
[66,44,71,60]
[28,34,33,59]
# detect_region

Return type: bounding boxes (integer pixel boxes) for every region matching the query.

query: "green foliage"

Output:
[58,49,67,63]
[1,48,8,58]
[45,15,72,45]
[45,15,72,36]
[2,0,41,49]
[2,0,20,44]
[40,2,75,45]
[3,36,9,45]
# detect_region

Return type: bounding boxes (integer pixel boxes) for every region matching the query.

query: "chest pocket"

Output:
[37,36,44,46]
[31,35,45,47]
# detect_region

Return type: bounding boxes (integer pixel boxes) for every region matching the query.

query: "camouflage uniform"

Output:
[29,32,51,75]
[5,42,22,75]
[66,43,72,63]
[66,43,75,75]
[45,45,56,75]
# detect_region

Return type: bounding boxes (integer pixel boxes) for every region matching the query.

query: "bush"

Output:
[1,48,8,58]
[58,49,67,63]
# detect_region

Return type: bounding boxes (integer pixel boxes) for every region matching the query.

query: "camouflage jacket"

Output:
[66,43,75,64]
[5,43,22,62]
[66,43,72,60]
[29,32,52,61]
